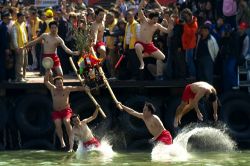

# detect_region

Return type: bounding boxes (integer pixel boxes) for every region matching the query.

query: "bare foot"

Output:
[197,112,203,121]
[139,62,145,70]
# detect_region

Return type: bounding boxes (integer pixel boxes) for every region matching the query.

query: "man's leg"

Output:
[31,46,38,70]
[55,66,63,76]
[135,43,144,70]
[174,101,186,127]
[185,49,196,78]
[15,49,25,81]
[63,118,73,149]
[23,49,28,79]
[151,50,165,78]
[54,119,66,148]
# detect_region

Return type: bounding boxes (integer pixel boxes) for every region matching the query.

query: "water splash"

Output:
[151,123,236,162]
[174,124,237,152]
[76,137,116,163]
[151,143,190,162]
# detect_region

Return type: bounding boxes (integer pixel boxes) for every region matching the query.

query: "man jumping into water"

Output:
[69,110,100,152]
[135,0,173,70]
[118,102,172,145]
[23,21,79,76]
[174,81,219,127]
[44,70,90,151]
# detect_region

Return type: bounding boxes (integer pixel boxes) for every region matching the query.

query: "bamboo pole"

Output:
[91,48,123,110]
[69,57,106,118]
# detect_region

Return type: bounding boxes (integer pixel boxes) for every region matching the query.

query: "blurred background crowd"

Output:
[0,0,249,92]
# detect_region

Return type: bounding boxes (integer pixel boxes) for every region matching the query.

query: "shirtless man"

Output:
[69,110,100,152]
[90,8,106,60]
[118,102,172,145]
[174,81,219,128]
[135,0,173,69]
[44,70,90,151]
[23,21,79,76]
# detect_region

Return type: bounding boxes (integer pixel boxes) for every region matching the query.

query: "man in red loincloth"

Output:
[135,0,173,70]
[174,81,219,127]
[117,102,172,145]
[23,21,79,76]
[44,70,90,151]
[69,110,100,152]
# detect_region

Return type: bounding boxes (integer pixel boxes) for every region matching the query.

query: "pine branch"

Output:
[74,24,92,54]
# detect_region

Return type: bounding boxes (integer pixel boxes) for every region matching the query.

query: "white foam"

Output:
[76,137,116,162]
[151,125,236,162]
[151,142,190,162]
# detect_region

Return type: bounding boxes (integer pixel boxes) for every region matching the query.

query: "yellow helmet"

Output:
[45,9,53,17]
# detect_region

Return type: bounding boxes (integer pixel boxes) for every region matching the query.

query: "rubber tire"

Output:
[0,143,5,151]
[22,139,55,150]
[127,139,153,151]
[219,91,250,105]
[119,96,161,138]
[15,95,54,137]
[71,97,112,137]
[220,99,250,140]
[0,99,8,130]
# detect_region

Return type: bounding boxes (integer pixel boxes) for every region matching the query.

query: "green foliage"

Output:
[74,24,92,54]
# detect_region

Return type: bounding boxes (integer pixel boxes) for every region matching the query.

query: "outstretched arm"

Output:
[120,104,143,119]
[157,21,173,34]
[82,109,99,124]
[213,100,218,121]
[138,0,147,22]
[154,0,163,13]
[59,38,79,56]
[66,85,90,93]
[44,70,55,90]
[24,34,44,48]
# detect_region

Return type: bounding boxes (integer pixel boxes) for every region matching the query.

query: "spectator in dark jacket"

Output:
[0,11,11,82]
[220,24,239,91]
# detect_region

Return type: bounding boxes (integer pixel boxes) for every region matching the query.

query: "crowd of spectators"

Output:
[0,0,249,92]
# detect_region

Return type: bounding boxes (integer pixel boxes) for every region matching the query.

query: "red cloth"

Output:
[156,130,172,145]
[51,107,72,120]
[83,137,100,148]
[94,41,106,52]
[135,41,158,55]
[158,0,176,5]
[182,84,196,102]
[82,54,102,66]
[43,54,61,69]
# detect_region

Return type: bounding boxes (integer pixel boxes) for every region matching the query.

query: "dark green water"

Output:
[0,150,249,166]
